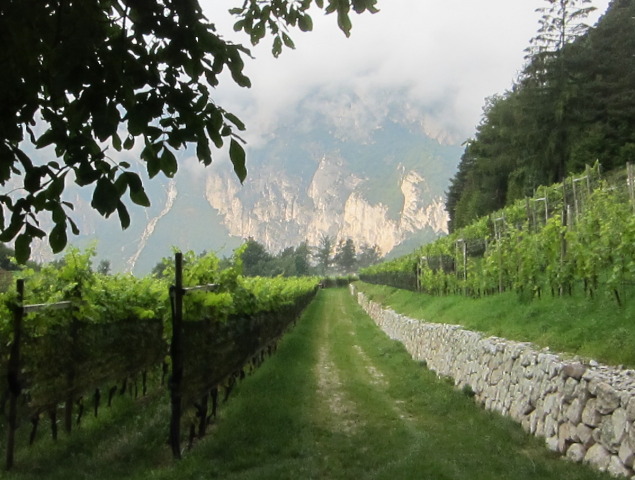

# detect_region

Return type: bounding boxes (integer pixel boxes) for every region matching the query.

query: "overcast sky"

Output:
[201,0,611,147]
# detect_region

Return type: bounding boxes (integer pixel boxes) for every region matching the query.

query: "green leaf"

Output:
[52,204,66,224]
[91,178,120,216]
[272,36,282,58]
[167,129,186,149]
[298,14,313,32]
[46,176,65,199]
[205,69,220,87]
[75,161,101,186]
[123,136,135,150]
[337,8,353,37]
[35,129,58,149]
[207,125,223,148]
[231,70,252,88]
[0,215,23,242]
[116,201,131,229]
[114,175,129,196]
[197,140,212,165]
[224,112,245,131]
[233,19,245,32]
[127,110,145,136]
[253,21,266,43]
[49,222,68,253]
[146,126,163,141]
[160,147,178,178]
[352,0,376,14]
[93,101,120,142]
[24,169,43,193]
[0,145,12,182]
[142,143,161,178]
[130,188,151,207]
[112,132,122,151]
[24,223,45,239]
[367,1,380,14]
[229,138,247,184]
[68,216,80,235]
[147,161,160,179]
[14,233,31,264]
[282,33,295,49]
[123,172,151,207]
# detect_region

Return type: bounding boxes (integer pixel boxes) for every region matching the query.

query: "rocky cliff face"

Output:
[27,95,462,274]
[205,154,449,256]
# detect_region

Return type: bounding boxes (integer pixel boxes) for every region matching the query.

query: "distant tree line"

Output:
[0,236,380,286]
[447,0,635,232]
[238,236,382,277]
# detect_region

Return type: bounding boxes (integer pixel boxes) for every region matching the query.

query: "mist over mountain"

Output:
[30,89,461,274]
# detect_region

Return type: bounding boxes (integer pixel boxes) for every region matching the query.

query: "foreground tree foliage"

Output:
[0,0,378,263]
[447,0,635,231]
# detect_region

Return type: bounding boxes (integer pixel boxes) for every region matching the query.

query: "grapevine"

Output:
[2,245,320,467]
[360,162,635,305]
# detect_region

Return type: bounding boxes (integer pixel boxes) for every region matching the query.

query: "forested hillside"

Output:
[447,0,635,232]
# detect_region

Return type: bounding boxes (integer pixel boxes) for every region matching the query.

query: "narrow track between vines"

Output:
[10,288,611,480]
[150,288,609,480]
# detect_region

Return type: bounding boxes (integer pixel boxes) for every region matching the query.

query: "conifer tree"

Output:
[334,238,357,273]
[524,0,596,182]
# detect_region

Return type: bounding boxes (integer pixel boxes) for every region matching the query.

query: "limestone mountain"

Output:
[30,92,461,274]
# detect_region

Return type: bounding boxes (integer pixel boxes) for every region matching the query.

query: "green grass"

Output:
[7,386,171,479]
[355,281,635,367]
[7,288,612,479]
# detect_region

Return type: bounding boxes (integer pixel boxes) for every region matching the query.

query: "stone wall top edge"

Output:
[353,286,635,394]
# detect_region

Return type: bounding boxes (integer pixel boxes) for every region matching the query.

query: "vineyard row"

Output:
[1,247,319,469]
[360,162,635,304]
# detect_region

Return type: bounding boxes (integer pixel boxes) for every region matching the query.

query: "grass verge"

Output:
[354,281,635,367]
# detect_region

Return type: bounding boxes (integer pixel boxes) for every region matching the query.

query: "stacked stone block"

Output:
[351,285,635,478]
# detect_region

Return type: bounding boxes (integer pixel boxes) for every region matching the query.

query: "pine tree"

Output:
[313,235,334,275]
[334,238,357,273]
[524,0,596,182]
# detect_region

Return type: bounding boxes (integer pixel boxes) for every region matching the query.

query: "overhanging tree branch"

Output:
[0,0,378,263]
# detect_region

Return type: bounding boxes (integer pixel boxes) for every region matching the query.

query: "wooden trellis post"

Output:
[494,216,505,293]
[168,252,219,460]
[627,162,635,213]
[532,197,548,231]
[5,280,71,470]
[455,239,467,296]
[169,252,185,459]
[6,279,24,471]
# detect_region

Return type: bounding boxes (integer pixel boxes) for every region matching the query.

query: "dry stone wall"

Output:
[351,285,635,478]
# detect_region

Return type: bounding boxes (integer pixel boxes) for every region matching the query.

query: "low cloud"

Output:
[204,0,610,147]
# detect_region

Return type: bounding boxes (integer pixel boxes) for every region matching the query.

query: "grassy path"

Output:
[10,288,610,479]
[151,288,609,480]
